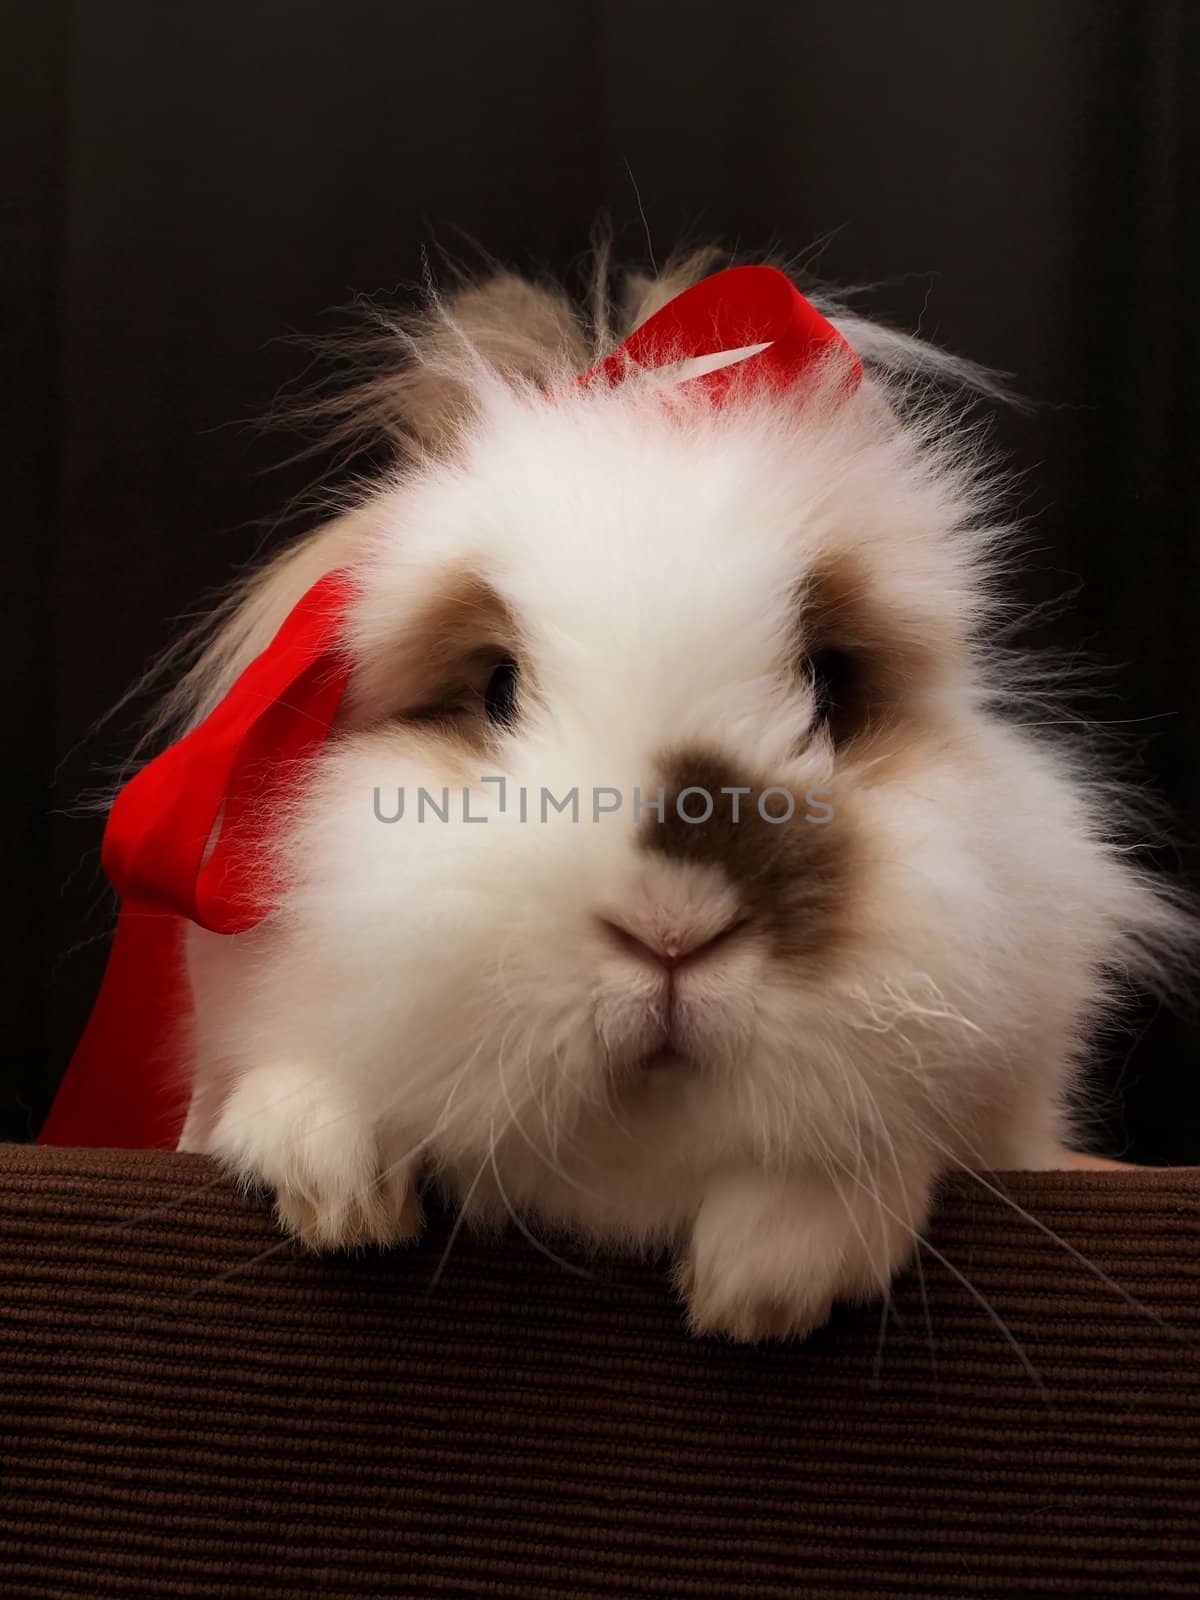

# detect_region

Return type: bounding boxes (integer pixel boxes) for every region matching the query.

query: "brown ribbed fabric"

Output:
[0,1148,1196,1599]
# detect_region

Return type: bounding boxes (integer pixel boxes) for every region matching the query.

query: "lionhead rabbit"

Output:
[160,253,1184,1342]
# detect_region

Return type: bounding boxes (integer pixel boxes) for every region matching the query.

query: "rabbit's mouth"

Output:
[637,1047,686,1072]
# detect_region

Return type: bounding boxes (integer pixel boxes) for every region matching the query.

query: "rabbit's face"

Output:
[263,372,1056,1229]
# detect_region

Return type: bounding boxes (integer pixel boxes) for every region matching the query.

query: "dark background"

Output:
[5,2,1197,1158]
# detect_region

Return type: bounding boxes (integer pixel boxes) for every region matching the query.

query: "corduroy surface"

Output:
[0,1146,1197,1599]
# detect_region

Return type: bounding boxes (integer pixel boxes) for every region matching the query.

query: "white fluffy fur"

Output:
[169,256,1186,1341]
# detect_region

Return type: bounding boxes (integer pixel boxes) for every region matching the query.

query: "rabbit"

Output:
[168,250,1187,1342]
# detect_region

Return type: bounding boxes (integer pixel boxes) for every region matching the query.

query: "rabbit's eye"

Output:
[805,647,857,739]
[484,658,520,728]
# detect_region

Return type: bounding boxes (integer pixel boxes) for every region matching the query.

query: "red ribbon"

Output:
[583,263,859,398]
[39,573,355,1148]
[41,266,858,1149]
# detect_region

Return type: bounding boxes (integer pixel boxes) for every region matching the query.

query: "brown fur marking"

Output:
[352,565,520,752]
[794,552,951,749]
[641,749,854,965]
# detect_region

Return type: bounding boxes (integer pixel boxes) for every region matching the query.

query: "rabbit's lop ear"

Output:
[166,269,586,735]
[41,547,365,1151]
[104,564,356,934]
[162,504,375,735]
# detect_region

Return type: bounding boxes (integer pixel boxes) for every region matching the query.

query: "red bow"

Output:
[39,573,355,1148]
[583,263,859,398]
[40,266,859,1149]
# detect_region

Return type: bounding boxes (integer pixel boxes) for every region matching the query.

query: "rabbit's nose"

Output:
[597,914,746,973]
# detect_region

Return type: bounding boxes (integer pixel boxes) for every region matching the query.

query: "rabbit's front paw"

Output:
[208,1065,422,1250]
[679,1168,921,1342]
